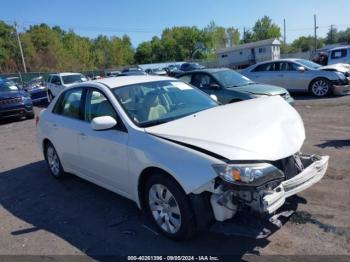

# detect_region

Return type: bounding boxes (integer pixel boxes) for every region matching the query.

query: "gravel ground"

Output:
[0,95,349,261]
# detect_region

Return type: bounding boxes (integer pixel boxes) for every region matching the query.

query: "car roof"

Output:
[329,46,350,51]
[94,75,176,89]
[49,72,83,76]
[180,68,230,74]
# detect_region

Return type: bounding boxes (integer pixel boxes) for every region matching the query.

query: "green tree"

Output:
[252,16,281,41]
[204,21,227,50]
[226,27,240,47]
[291,36,323,52]
[325,26,338,44]
[0,21,19,72]
[135,41,153,64]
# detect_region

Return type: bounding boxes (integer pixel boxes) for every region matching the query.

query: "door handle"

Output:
[50,123,57,128]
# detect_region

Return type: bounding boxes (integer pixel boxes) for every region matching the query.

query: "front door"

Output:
[77,88,130,195]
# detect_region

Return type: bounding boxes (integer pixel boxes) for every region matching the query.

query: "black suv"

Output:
[0,80,34,120]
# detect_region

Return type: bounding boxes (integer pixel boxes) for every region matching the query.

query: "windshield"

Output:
[0,82,19,92]
[296,59,321,69]
[113,80,217,127]
[62,74,86,84]
[213,69,254,87]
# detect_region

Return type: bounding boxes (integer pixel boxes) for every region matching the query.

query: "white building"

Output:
[216,38,281,69]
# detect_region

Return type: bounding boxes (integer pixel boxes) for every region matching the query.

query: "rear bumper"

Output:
[263,155,329,214]
[332,84,350,95]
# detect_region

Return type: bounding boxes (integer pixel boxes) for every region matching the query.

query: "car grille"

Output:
[0,97,22,105]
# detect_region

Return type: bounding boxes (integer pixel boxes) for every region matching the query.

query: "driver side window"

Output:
[191,74,215,90]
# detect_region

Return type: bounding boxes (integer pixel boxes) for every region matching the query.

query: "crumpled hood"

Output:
[320,63,350,73]
[145,96,305,161]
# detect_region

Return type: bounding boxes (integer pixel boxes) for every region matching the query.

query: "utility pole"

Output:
[14,22,27,73]
[330,24,334,43]
[283,18,286,45]
[243,26,246,43]
[314,14,318,52]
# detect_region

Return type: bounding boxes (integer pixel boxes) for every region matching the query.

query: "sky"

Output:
[1,0,350,47]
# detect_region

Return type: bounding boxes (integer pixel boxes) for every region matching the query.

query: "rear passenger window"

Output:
[53,89,83,119]
[253,63,272,72]
[84,90,117,122]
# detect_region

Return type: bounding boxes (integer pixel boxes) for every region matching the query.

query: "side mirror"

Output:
[296,66,305,73]
[209,83,220,90]
[210,94,218,102]
[91,116,117,131]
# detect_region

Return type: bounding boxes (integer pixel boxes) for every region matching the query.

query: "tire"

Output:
[144,174,196,240]
[309,78,332,97]
[44,142,66,179]
[48,91,54,103]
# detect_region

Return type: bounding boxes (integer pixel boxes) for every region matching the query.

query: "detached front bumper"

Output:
[263,155,329,214]
[332,84,350,95]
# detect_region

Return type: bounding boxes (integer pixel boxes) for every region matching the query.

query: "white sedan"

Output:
[36,75,329,239]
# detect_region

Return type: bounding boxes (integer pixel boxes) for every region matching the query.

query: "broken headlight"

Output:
[212,163,283,186]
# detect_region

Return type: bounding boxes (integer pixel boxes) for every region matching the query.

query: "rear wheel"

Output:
[144,175,196,240]
[310,78,332,97]
[45,142,66,178]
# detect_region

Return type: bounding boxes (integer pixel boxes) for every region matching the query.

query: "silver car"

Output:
[242,59,350,97]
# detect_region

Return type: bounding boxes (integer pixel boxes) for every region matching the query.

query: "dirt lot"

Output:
[0,95,349,260]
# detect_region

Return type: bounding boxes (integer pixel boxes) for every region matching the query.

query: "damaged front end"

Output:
[207,153,329,225]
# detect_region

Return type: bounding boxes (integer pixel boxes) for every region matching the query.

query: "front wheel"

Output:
[145,175,196,240]
[310,78,332,97]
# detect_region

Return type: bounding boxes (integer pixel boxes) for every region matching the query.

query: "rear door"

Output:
[77,88,130,195]
[248,62,281,86]
[48,87,85,172]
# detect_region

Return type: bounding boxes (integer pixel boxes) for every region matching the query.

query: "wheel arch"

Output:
[137,166,186,210]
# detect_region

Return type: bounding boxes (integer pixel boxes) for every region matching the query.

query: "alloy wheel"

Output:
[47,146,60,176]
[312,80,329,96]
[148,184,181,234]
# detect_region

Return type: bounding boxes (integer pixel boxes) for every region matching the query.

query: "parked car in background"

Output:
[47,73,87,102]
[164,64,181,76]
[117,71,147,76]
[179,62,205,72]
[242,59,350,97]
[145,68,167,76]
[24,76,48,104]
[0,80,34,119]
[106,71,121,77]
[313,46,350,66]
[122,67,144,73]
[177,68,294,105]
[37,75,329,240]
